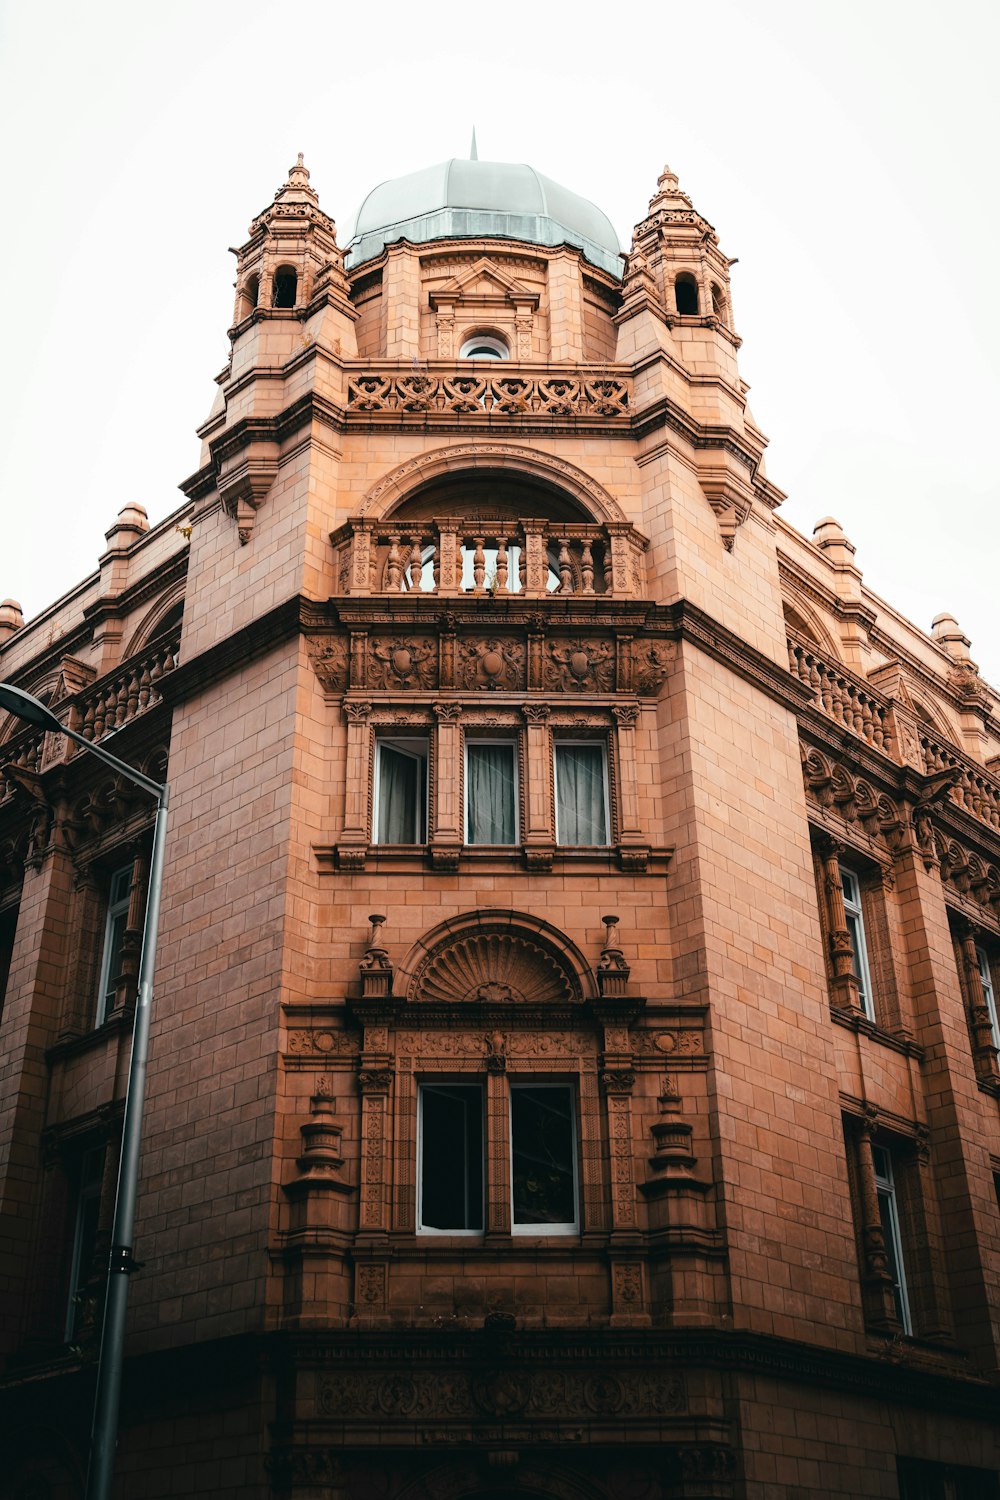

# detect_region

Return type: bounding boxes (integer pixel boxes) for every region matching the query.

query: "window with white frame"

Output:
[510,1083,579,1234]
[374,737,428,844]
[976,944,1000,1051]
[459,333,509,360]
[872,1143,912,1334]
[65,1145,104,1342]
[465,740,518,845]
[96,865,132,1025]
[554,742,609,846]
[417,1084,484,1233]
[840,864,875,1021]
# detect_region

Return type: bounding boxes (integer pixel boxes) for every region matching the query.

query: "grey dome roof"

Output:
[346,158,623,278]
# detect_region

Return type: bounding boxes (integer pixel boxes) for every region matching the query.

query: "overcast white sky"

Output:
[1,0,997,681]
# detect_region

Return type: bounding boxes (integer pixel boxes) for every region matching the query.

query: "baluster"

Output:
[495,537,509,594]
[386,535,403,591]
[431,536,440,593]
[557,538,573,593]
[788,640,799,674]
[518,535,526,593]
[138,664,152,710]
[408,535,423,593]
[126,670,140,721]
[818,666,833,716]
[82,701,96,741]
[472,536,486,593]
[580,536,595,594]
[871,710,885,751]
[93,692,107,740]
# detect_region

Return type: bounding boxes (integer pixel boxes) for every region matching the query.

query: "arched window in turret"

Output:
[237,274,260,322]
[272,266,297,309]
[459,332,509,360]
[674,274,699,316]
[711,282,727,322]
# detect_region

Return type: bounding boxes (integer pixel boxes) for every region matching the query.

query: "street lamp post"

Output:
[0,682,170,1500]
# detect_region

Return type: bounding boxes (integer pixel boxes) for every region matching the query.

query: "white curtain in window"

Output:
[378,746,420,842]
[467,744,516,844]
[556,745,607,844]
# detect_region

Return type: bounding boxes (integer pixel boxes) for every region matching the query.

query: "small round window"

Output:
[459,334,509,360]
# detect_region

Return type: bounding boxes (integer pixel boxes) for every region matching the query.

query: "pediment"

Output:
[867,660,915,709]
[430,257,539,310]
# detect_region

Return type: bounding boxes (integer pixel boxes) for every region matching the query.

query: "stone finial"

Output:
[647,161,694,214]
[273,151,319,208]
[360,913,393,998]
[812,516,855,559]
[104,503,149,548]
[597,914,630,998]
[0,598,24,643]
[931,612,972,664]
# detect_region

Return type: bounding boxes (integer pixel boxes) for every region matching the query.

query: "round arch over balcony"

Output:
[357,442,630,527]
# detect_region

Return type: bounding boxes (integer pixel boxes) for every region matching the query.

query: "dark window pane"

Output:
[511,1087,576,1227]
[420,1085,483,1231]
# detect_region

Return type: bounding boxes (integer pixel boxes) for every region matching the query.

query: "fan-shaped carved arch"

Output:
[358,442,628,525]
[399,909,593,1004]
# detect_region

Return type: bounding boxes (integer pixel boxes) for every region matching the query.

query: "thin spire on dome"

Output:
[470,126,478,162]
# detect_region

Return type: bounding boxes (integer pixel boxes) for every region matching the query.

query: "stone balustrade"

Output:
[332,518,647,598]
[787,637,893,752]
[0,628,180,806]
[789,633,1000,838]
[75,635,179,743]
[346,366,631,420]
[921,734,1000,832]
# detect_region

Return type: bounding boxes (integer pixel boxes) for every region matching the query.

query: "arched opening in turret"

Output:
[272,266,297,309]
[711,282,727,322]
[459,331,509,361]
[675,274,699,316]
[238,273,260,320]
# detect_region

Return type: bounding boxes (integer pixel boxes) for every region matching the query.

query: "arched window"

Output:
[459,333,509,360]
[711,282,726,321]
[272,266,297,309]
[241,273,260,318]
[674,274,699,316]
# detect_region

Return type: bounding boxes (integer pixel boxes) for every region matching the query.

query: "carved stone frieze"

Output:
[367,638,438,690]
[307,637,348,694]
[345,372,630,420]
[459,637,526,691]
[286,1028,361,1058]
[800,745,903,850]
[543,640,615,693]
[316,1366,686,1419]
[633,1030,705,1058]
[634,640,674,696]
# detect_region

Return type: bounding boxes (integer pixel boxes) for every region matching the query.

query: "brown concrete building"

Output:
[1,151,999,1500]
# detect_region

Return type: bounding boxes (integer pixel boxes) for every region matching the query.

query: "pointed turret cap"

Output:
[648,163,693,213]
[274,152,319,207]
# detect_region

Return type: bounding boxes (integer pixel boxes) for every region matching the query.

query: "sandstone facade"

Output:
[0,154,998,1500]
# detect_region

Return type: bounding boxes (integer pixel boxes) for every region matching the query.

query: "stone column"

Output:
[338,701,372,868]
[430,703,463,871]
[955,918,1000,1085]
[817,837,862,1013]
[854,1108,900,1331]
[613,707,650,870]
[521,705,554,870]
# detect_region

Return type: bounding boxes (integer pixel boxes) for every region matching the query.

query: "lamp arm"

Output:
[61,721,166,802]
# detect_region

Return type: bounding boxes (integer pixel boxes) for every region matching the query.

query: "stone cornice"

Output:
[654,601,813,717]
